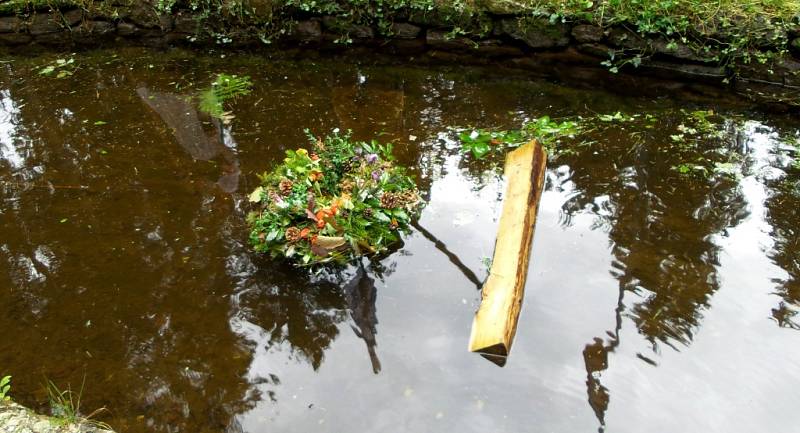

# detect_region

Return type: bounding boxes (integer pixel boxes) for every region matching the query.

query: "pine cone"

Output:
[285,227,302,243]
[399,190,418,207]
[278,179,293,196]
[362,208,374,219]
[340,179,354,194]
[380,192,401,209]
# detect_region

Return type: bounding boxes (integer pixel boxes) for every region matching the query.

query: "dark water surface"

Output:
[1,48,799,433]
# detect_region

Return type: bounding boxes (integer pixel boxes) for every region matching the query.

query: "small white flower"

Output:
[333,128,340,134]
[469,130,479,140]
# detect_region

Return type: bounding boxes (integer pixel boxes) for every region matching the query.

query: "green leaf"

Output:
[94,120,107,126]
[248,186,265,203]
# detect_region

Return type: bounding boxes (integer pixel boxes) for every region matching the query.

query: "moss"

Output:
[0,0,85,16]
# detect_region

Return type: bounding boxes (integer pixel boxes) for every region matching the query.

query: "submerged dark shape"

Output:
[343,259,382,374]
[136,87,241,193]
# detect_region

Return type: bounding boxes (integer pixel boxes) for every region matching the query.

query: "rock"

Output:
[480,0,522,16]
[346,24,374,39]
[791,38,800,56]
[289,20,322,43]
[426,29,474,52]
[173,13,198,34]
[0,401,115,433]
[577,42,612,59]
[117,22,139,36]
[607,27,647,50]
[738,55,800,86]
[321,17,374,39]
[128,3,160,28]
[0,16,21,33]
[475,39,524,57]
[640,60,727,84]
[652,38,717,63]
[571,24,604,43]
[379,38,427,55]
[391,22,421,39]
[778,58,800,87]
[499,17,570,49]
[34,32,70,46]
[158,14,173,31]
[82,20,115,34]
[62,8,83,26]
[0,33,31,45]
[28,13,62,35]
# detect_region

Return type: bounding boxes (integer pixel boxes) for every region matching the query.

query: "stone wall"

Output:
[1,3,799,109]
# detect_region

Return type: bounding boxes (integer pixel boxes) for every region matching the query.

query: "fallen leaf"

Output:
[248,186,264,203]
[315,236,346,249]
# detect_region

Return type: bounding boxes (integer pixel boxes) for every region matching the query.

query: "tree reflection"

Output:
[553,115,749,429]
[765,181,800,329]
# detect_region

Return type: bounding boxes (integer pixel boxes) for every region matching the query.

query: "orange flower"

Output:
[310,234,319,245]
[310,153,320,161]
[299,228,311,238]
[317,219,326,229]
[309,170,323,182]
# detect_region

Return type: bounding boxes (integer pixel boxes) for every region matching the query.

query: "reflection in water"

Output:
[558,120,748,350]
[0,48,799,433]
[137,87,241,193]
[343,260,382,374]
[0,89,25,171]
[764,146,800,329]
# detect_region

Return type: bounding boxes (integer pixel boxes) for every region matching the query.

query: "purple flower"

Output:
[371,170,381,181]
[366,153,378,164]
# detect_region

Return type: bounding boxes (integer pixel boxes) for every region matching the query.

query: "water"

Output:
[0,47,799,433]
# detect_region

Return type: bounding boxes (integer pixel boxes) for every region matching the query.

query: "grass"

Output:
[45,378,111,430]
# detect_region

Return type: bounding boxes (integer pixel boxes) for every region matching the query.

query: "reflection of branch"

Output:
[345,260,382,374]
[411,220,483,290]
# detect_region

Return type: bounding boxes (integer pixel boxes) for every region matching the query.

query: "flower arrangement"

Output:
[247,130,424,265]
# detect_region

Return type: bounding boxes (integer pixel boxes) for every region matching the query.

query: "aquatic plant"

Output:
[46,378,110,429]
[198,73,253,121]
[37,57,76,79]
[459,115,581,158]
[247,130,424,265]
[0,375,10,402]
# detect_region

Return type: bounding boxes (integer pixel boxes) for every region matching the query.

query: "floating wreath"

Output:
[247,130,424,265]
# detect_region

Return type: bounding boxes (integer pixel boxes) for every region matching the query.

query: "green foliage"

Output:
[38,57,76,79]
[198,73,253,120]
[46,378,110,429]
[1,375,10,402]
[458,115,581,159]
[0,0,82,15]
[247,129,424,265]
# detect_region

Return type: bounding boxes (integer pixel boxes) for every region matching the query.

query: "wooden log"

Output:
[468,140,547,366]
